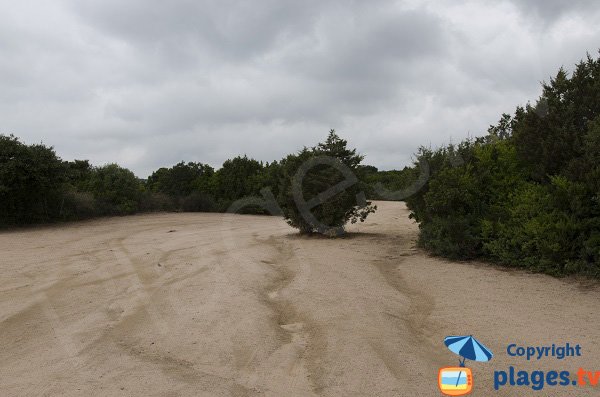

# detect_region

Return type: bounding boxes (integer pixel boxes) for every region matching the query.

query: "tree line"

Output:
[0,130,377,230]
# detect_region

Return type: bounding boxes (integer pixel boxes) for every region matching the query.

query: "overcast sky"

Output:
[1,0,599,177]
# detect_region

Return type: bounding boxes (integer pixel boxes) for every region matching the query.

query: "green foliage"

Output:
[419,164,481,258]
[84,164,143,215]
[278,130,376,235]
[64,159,93,190]
[147,162,214,198]
[405,52,600,277]
[214,156,263,204]
[210,155,285,214]
[481,178,586,275]
[0,135,66,225]
[0,134,288,224]
[405,142,474,223]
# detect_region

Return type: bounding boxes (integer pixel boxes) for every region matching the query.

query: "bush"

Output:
[278,130,376,235]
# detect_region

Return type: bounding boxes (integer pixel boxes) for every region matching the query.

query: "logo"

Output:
[439,367,473,396]
[438,335,494,396]
[493,342,595,392]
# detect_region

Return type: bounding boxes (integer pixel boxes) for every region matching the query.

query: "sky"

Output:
[1,0,599,177]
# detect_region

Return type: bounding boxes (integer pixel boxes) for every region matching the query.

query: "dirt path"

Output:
[1,201,599,396]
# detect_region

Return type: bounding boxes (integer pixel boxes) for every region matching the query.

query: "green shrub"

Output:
[278,130,376,235]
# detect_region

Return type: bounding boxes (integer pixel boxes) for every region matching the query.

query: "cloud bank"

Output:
[1,0,599,176]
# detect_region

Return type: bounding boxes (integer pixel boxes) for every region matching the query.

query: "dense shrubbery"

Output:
[403,53,600,277]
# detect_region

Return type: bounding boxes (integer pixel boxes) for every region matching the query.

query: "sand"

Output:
[1,201,599,396]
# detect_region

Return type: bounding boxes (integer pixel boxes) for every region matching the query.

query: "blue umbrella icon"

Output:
[444,335,493,387]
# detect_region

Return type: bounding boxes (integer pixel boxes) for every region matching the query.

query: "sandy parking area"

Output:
[1,201,599,396]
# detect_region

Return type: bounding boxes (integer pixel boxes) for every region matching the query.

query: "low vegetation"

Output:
[0,130,375,234]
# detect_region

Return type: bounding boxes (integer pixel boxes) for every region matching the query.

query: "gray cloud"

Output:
[1,0,599,176]
[508,0,600,22]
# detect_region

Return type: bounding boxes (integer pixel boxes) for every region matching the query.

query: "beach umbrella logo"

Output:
[438,335,493,396]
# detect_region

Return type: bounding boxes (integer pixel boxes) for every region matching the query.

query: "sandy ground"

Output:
[1,201,599,396]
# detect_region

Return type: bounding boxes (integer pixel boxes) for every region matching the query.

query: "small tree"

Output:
[278,130,376,235]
